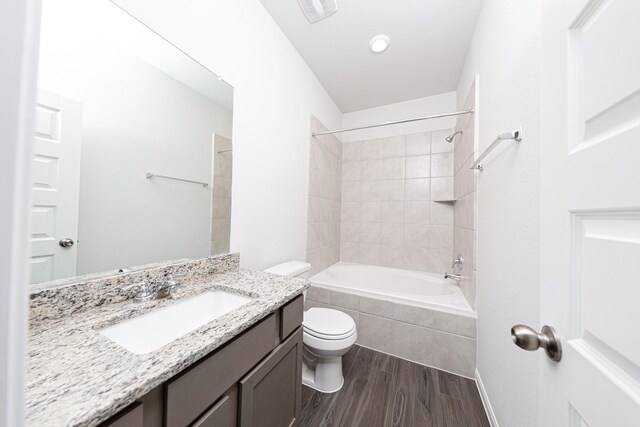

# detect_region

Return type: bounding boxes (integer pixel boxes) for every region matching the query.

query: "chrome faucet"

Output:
[119,273,180,302]
[444,272,463,281]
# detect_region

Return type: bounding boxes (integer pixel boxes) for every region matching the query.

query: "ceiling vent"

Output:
[298,0,338,23]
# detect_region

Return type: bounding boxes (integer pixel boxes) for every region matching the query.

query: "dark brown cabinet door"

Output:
[191,386,238,427]
[238,328,303,427]
[165,314,277,427]
[99,402,143,427]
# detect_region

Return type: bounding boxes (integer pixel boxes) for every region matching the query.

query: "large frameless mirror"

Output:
[31,0,234,286]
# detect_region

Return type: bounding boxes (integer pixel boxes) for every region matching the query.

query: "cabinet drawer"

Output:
[239,327,303,427]
[100,402,143,427]
[165,314,277,427]
[280,295,303,341]
[191,387,237,427]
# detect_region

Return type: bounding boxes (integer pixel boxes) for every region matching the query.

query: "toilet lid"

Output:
[303,308,356,340]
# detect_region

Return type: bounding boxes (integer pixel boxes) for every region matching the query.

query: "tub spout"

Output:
[444,272,463,281]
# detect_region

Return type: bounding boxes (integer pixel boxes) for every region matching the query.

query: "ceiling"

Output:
[259,0,483,112]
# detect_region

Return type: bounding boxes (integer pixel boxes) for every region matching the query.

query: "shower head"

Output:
[445,130,463,143]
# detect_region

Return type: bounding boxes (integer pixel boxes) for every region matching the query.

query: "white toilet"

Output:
[264,261,357,393]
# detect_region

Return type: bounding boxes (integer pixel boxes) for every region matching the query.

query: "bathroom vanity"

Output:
[26,254,308,427]
[103,295,304,427]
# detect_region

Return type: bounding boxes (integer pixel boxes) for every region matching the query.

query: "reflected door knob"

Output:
[511,324,562,362]
[59,238,75,248]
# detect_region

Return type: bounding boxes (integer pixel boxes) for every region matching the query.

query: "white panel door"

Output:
[541,0,640,425]
[30,90,82,284]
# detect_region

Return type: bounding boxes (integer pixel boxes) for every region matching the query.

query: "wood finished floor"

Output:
[300,345,490,427]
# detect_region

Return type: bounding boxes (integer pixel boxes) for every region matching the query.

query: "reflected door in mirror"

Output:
[30,90,82,283]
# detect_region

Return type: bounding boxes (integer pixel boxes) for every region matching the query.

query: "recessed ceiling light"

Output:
[369,35,390,54]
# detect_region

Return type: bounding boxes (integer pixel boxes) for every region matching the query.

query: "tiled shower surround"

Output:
[339,130,456,273]
[454,82,478,308]
[306,116,342,275]
[306,119,478,377]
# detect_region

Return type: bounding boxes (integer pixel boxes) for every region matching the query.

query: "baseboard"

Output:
[475,369,499,427]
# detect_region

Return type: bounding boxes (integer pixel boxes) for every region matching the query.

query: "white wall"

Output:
[38,0,233,275]
[113,0,343,271]
[0,0,42,423]
[341,92,457,142]
[457,0,542,425]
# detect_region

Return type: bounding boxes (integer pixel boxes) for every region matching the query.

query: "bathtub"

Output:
[307,262,477,377]
[310,262,475,318]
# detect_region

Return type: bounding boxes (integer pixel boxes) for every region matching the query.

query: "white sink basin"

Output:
[99,291,252,354]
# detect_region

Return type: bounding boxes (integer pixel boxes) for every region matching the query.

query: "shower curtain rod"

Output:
[312,108,474,137]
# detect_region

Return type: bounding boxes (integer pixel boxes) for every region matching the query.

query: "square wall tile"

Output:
[380,244,405,268]
[359,296,394,318]
[428,225,453,251]
[306,285,330,303]
[405,155,431,178]
[307,223,322,249]
[340,242,360,262]
[361,180,382,201]
[431,332,476,378]
[381,179,405,202]
[404,201,429,225]
[328,290,360,310]
[309,139,326,173]
[362,159,383,181]
[381,201,405,223]
[341,201,360,222]
[403,246,429,271]
[404,225,429,248]
[362,139,383,159]
[360,201,381,223]
[425,249,453,273]
[342,161,361,181]
[405,178,430,201]
[392,321,437,366]
[360,222,382,243]
[431,177,453,201]
[431,153,454,177]
[405,132,431,155]
[382,135,406,158]
[342,181,361,202]
[380,223,404,246]
[357,313,395,354]
[430,202,454,225]
[342,142,362,162]
[341,222,360,242]
[382,157,405,180]
[359,243,382,265]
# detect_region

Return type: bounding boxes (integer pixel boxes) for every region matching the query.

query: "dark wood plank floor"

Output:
[300,345,490,427]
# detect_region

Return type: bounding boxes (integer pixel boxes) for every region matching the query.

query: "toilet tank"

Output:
[264,261,311,279]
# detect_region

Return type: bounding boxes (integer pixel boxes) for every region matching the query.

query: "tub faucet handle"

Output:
[452,254,464,270]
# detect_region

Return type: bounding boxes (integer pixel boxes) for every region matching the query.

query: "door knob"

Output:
[59,238,75,248]
[511,324,562,362]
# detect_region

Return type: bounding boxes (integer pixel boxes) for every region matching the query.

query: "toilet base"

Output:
[302,355,344,393]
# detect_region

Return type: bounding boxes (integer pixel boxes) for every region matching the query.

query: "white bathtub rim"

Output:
[310,262,476,319]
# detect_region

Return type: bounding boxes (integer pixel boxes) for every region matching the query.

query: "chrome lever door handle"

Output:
[511,324,562,362]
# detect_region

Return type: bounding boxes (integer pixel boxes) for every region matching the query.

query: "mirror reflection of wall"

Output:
[31,0,234,286]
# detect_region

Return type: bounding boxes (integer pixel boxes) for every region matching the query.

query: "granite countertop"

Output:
[25,265,309,427]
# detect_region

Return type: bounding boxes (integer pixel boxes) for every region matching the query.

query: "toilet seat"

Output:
[303,308,356,340]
